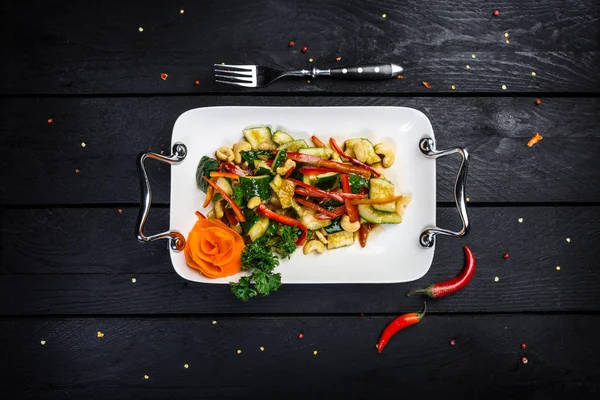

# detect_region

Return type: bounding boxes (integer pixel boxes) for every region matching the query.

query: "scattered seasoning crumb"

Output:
[195,80,200,86]
[535,99,542,105]
[421,81,432,89]
[260,346,265,351]
[118,209,123,214]
[298,332,304,339]
[471,54,476,59]
[221,62,225,65]
[237,349,242,354]
[466,197,471,202]
[184,363,189,369]
[450,339,456,346]
[301,46,308,53]
[521,343,527,349]
[466,65,470,69]
[180,9,184,14]
[382,13,387,18]
[501,84,507,90]
[40,340,46,345]
[518,218,523,223]
[527,133,543,147]
[503,253,510,259]
[306,80,311,84]
[97,331,104,338]
[160,73,168,80]
[75,168,80,173]
[144,374,149,380]
[308,57,314,63]
[212,320,217,325]
[494,276,499,282]
[288,40,295,47]
[493,10,499,17]
[131,277,136,283]
[506,40,510,44]
[451,85,456,90]
[359,313,364,317]
[566,238,571,243]
[47,118,53,124]
[160,150,164,155]
[396,75,404,79]
[335,57,341,61]
[531,71,537,76]
[375,344,379,349]
[138,27,144,32]
[521,357,528,364]
[313,350,318,355]
[556,266,561,271]
[81,142,86,147]
[504,32,509,38]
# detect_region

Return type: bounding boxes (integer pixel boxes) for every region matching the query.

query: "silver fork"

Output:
[214,63,403,87]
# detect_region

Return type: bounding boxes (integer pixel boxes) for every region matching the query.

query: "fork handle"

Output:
[325,63,403,80]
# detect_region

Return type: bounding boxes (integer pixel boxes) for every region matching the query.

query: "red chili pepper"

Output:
[493,9,499,17]
[221,162,247,176]
[289,178,345,202]
[195,211,206,219]
[286,152,372,179]
[358,223,372,247]
[265,159,274,167]
[209,171,240,180]
[329,138,381,177]
[311,135,327,148]
[202,183,215,208]
[299,166,339,175]
[316,206,346,220]
[341,174,360,223]
[406,246,476,298]
[294,197,339,218]
[255,204,307,245]
[224,207,238,226]
[377,303,426,353]
[202,176,246,222]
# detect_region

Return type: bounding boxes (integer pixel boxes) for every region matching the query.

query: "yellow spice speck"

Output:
[518,218,524,223]
[180,9,184,14]
[307,80,311,84]
[494,276,499,282]
[506,40,510,44]
[131,277,136,283]
[502,84,507,90]
[308,58,314,63]
[184,363,189,369]
[382,13,387,18]
[504,32,509,38]
[471,54,476,59]
[144,375,149,380]
[556,266,561,271]
[451,85,456,90]
[97,331,104,338]
[260,346,265,351]
[466,65,470,69]
[40,340,46,345]
[531,71,537,76]
[313,350,318,355]
[566,238,571,243]
[138,27,144,32]
[237,349,242,354]
[81,142,86,147]
[466,197,471,202]
[212,320,217,325]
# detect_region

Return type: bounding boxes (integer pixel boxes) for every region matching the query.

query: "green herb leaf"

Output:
[253,270,282,296]
[230,276,257,302]
[195,156,220,193]
[240,238,280,273]
[274,225,298,259]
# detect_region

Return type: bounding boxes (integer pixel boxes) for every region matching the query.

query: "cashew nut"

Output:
[352,142,369,163]
[258,142,275,150]
[374,143,395,168]
[214,201,224,219]
[303,239,326,255]
[340,215,361,233]
[276,159,296,176]
[247,196,262,210]
[315,230,328,244]
[233,141,252,164]
[396,196,412,216]
[216,146,234,162]
[207,210,216,219]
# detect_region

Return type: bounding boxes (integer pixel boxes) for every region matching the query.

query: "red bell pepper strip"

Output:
[311,135,327,148]
[283,167,294,179]
[358,223,368,247]
[255,204,307,245]
[377,303,426,353]
[294,197,339,218]
[202,176,246,222]
[316,206,346,220]
[224,207,239,226]
[210,171,241,180]
[289,178,345,202]
[286,152,372,179]
[221,162,247,176]
[202,184,215,208]
[406,246,476,298]
[265,159,274,167]
[341,174,360,223]
[329,138,381,177]
[299,166,340,176]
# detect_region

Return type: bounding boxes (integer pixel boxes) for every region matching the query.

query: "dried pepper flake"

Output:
[521,357,528,364]
[336,57,341,61]
[160,73,168,80]
[288,40,295,47]
[535,99,542,105]
[75,168,80,173]
[298,332,304,339]
[527,133,543,147]
[450,339,456,346]
[195,80,200,86]
[97,331,104,338]
[521,343,527,349]
[421,81,432,89]
[396,75,404,79]
[118,209,123,214]
[493,10,499,17]
[503,253,510,259]
[47,118,53,124]
[301,46,308,53]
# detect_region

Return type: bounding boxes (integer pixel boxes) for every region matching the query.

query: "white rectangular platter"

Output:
[169,106,436,284]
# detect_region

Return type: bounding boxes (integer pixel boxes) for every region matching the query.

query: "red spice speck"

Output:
[450,339,456,346]
[493,10,499,17]
[521,343,526,349]
[118,209,123,214]
[359,313,364,317]
[421,81,432,89]
[503,253,510,259]
[301,46,308,53]
[298,332,304,339]
[194,80,200,86]
[288,40,295,47]
[160,73,168,80]
[535,99,542,105]
[75,168,80,173]
[47,118,53,124]
[521,357,528,364]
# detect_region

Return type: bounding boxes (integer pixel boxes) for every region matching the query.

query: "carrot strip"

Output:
[202,176,246,222]
[210,171,240,180]
[294,197,338,217]
[202,184,215,208]
[352,195,404,205]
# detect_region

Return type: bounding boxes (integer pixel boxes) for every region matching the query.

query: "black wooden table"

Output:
[1,1,599,398]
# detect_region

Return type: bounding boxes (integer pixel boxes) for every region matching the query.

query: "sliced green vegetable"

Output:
[314,172,339,190]
[323,217,343,234]
[247,217,270,242]
[241,209,261,233]
[348,175,370,194]
[272,149,287,171]
[241,150,275,164]
[195,156,219,193]
[277,139,309,152]
[263,219,280,239]
[216,177,233,196]
[243,126,275,150]
[327,230,354,249]
[272,130,294,145]
[231,184,244,209]
[357,204,402,224]
[239,175,271,203]
[254,160,274,176]
[299,147,333,159]
[370,178,396,212]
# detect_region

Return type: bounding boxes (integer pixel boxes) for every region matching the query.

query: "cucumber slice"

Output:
[348,175,369,194]
[247,217,270,242]
[216,177,233,196]
[299,147,333,159]
[357,204,402,224]
[263,219,280,239]
[314,172,339,190]
[241,209,260,233]
[302,174,316,186]
[272,130,294,145]
[277,139,309,152]
[300,209,331,230]
[344,138,381,164]
[243,126,275,150]
[327,230,354,249]
[239,175,271,203]
[272,149,287,171]
[323,217,343,234]
[370,178,396,212]
[253,160,274,176]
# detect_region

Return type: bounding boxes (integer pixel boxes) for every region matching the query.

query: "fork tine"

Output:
[215,79,255,88]
[214,74,253,82]
[213,69,254,77]
[214,64,255,70]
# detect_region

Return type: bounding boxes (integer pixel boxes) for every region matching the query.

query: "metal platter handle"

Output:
[418,137,470,248]
[135,143,187,251]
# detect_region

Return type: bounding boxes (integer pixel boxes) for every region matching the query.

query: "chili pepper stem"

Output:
[405,285,435,298]
[417,302,427,319]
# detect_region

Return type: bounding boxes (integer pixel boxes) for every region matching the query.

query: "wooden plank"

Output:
[1,96,599,205]
[1,206,597,314]
[1,315,598,399]
[1,0,599,94]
